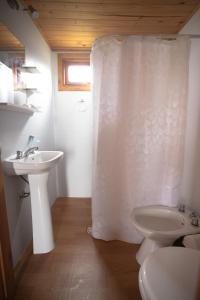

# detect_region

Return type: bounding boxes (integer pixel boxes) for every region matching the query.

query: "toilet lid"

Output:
[139,247,200,300]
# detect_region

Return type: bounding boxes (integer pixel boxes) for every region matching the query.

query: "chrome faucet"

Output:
[16,150,23,159]
[189,211,200,227]
[23,146,39,158]
[190,211,198,218]
[16,146,39,159]
[191,217,199,227]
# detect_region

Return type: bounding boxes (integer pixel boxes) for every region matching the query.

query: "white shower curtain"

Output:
[91,36,190,243]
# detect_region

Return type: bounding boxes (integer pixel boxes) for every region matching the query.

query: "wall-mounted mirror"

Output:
[0,21,25,99]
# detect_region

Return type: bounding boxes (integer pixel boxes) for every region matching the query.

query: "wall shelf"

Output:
[20,66,40,73]
[18,88,38,92]
[0,103,37,114]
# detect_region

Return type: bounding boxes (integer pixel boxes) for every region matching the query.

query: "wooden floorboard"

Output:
[14,197,141,300]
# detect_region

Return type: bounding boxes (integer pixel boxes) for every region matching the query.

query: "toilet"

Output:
[139,234,200,300]
[139,246,200,300]
[131,205,200,264]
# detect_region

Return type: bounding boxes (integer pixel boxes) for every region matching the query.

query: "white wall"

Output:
[52,53,92,197]
[0,2,57,265]
[180,8,200,212]
[181,8,200,35]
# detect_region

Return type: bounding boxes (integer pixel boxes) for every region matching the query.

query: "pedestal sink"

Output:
[3,151,63,254]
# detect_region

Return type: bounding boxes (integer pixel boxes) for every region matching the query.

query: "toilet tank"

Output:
[0,62,14,104]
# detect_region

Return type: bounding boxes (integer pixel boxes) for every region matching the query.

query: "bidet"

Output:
[131,205,200,264]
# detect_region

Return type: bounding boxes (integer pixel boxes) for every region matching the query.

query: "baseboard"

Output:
[14,240,33,282]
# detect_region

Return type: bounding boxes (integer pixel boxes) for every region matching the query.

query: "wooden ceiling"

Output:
[21,0,200,50]
[0,22,24,51]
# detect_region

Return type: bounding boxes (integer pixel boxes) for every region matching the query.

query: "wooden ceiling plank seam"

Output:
[42,27,183,34]
[43,24,183,35]
[28,8,196,18]
[37,15,186,25]
[38,17,185,29]
[38,15,188,24]
[32,12,194,20]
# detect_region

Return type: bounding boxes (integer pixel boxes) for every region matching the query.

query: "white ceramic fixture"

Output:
[0,103,37,114]
[183,233,200,250]
[139,246,200,300]
[4,151,63,254]
[131,205,200,264]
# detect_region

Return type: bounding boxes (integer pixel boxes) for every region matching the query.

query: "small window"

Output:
[58,53,91,91]
[67,64,91,84]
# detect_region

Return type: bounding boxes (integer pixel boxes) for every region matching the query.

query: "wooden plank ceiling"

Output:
[21,0,200,50]
[0,22,24,51]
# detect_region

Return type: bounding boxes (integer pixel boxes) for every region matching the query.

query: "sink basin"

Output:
[3,151,63,175]
[3,150,63,254]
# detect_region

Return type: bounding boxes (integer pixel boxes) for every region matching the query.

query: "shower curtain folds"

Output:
[91,35,190,243]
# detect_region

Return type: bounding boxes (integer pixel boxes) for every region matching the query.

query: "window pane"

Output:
[68,65,91,84]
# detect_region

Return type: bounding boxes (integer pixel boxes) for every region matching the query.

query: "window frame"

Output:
[58,53,91,91]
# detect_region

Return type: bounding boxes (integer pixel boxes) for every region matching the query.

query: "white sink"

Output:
[3,150,63,254]
[3,150,63,175]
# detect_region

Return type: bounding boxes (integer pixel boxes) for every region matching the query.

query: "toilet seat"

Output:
[139,247,200,300]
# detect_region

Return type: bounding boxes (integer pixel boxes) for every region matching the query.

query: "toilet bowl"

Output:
[131,205,200,264]
[139,246,200,300]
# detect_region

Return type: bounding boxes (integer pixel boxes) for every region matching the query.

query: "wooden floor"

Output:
[14,198,141,300]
